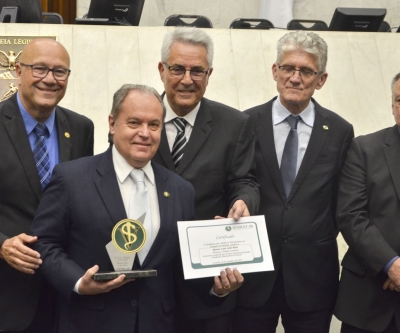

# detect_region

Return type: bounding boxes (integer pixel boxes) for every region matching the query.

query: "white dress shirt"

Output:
[163,97,201,151]
[73,146,160,293]
[272,96,315,174]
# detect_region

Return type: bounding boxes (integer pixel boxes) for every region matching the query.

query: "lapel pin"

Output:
[163,191,170,198]
[323,125,329,131]
[64,132,70,138]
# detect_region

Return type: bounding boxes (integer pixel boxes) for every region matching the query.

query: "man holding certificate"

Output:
[235,31,354,332]
[30,84,196,333]
[153,27,259,333]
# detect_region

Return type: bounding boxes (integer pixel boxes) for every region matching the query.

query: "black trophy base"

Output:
[93,269,157,281]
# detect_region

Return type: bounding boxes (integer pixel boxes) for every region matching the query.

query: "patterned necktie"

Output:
[129,168,151,263]
[33,123,50,189]
[171,117,188,168]
[280,115,300,198]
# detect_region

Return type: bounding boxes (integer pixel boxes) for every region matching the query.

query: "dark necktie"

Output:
[171,117,187,168]
[280,115,300,198]
[33,123,50,189]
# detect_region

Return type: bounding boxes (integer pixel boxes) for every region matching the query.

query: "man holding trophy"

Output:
[30,84,230,333]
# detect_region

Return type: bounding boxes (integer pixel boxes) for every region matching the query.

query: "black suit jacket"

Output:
[31,150,195,333]
[152,97,260,319]
[335,126,400,331]
[0,94,94,331]
[237,97,353,312]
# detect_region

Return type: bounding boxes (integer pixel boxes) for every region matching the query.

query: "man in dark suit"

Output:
[334,73,400,332]
[234,31,354,333]
[30,84,235,333]
[153,27,258,333]
[0,38,93,332]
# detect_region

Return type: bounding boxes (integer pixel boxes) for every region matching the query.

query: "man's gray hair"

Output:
[391,73,400,94]
[110,84,166,119]
[276,31,328,73]
[161,27,214,67]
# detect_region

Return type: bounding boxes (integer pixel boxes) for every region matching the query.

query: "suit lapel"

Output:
[94,149,127,226]
[384,126,400,203]
[176,98,212,175]
[55,107,72,163]
[157,128,175,171]
[255,99,286,201]
[289,102,330,200]
[3,98,42,200]
[141,162,174,267]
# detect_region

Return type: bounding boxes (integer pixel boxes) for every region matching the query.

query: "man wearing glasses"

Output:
[234,31,354,333]
[0,38,93,332]
[153,27,259,333]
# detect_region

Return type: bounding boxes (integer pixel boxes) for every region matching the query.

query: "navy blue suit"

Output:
[0,93,93,332]
[31,149,195,333]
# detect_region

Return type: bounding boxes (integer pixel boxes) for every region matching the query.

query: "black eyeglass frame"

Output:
[19,63,71,81]
[162,62,211,81]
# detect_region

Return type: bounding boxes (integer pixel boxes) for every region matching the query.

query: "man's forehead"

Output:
[21,41,69,65]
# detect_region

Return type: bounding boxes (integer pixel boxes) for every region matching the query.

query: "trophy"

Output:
[93,214,157,281]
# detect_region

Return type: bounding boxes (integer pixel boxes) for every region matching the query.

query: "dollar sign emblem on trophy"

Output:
[93,214,156,281]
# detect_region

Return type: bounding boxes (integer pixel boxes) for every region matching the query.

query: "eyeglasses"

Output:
[20,63,71,81]
[163,62,210,81]
[277,64,321,79]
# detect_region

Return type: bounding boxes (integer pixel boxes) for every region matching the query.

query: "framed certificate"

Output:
[177,216,274,279]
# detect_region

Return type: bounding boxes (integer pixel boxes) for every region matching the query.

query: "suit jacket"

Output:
[31,149,195,333]
[334,126,400,331]
[152,97,260,319]
[0,94,94,331]
[237,97,353,312]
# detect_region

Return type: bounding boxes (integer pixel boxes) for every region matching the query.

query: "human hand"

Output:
[78,265,133,295]
[383,277,400,292]
[0,233,42,274]
[214,200,250,220]
[212,267,244,295]
[387,258,400,290]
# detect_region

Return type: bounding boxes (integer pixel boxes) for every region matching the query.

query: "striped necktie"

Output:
[171,117,188,168]
[33,123,50,189]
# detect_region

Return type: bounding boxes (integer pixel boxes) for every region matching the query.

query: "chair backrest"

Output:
[42,12,63,24]
[287,19,328,31]
[164,14,213,28]
[0,6,17,22]
[230,18,273,30]
[379,21,391,32]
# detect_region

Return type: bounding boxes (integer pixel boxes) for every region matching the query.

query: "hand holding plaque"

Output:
[93,214,157,281]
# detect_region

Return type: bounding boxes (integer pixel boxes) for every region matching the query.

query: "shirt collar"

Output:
[17,92,56,136]
[273,95,315,128]
[112,145,155,186]
[163,95,200,127]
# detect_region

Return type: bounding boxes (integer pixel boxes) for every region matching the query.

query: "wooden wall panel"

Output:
[41,0,76,24]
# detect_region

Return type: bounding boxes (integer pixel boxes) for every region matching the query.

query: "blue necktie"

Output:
[280,115,300,198]
[33,123,50,189]
[171,118,187,168]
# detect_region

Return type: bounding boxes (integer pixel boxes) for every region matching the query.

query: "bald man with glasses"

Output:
[0,38,93,333]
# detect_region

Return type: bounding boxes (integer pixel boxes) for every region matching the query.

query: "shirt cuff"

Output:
[73,277,83,294]
[209,287,229,297]
[384,256,399,274]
